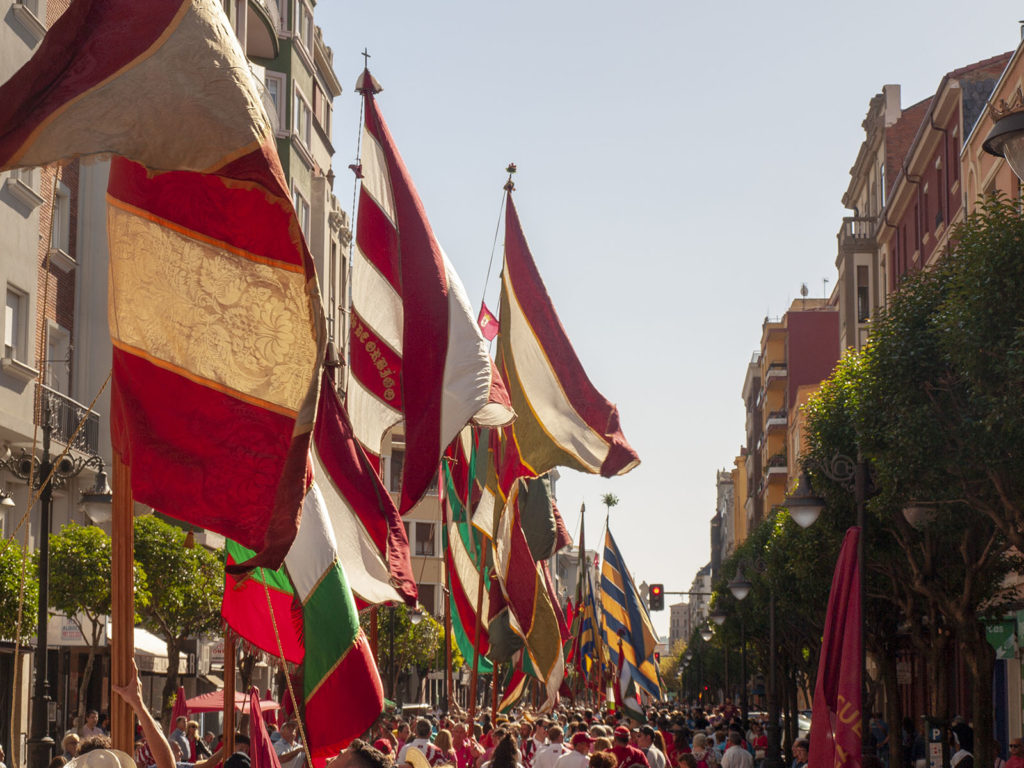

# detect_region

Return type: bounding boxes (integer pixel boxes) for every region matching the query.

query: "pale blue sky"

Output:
[317,1,1023,635]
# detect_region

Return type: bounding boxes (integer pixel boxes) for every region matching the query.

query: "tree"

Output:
[134,515,224,725]
[601,494,619,516]
[800,212,1024,768]
[49,522,150,723]
[0,537,37,642]
[361,607,443,700]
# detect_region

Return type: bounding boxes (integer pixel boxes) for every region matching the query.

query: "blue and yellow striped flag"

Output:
[600,529,661,698]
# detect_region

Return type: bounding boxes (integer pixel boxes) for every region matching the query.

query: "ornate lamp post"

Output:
[983,95,1024,181]
[729,562,780,768]
[1,393,110,768]
[787,451,871,762]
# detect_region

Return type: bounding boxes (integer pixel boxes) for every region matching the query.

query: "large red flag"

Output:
[810,527,862,768]
[0,0,324,570]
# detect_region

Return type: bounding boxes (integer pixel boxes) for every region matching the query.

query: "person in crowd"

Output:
[274,721,305,768]
[62,734,81,761]
[588,753,617,768]
[1005,738,1024,768]
[167,717,190,763]
[637,727,666,768]
[399,719,445,766]
[454,721,484,768]
[555,733,594,768]
[483,734,524,768]
[677,757,696,768]
[79,711,105,739]
[187,722,210,761]
[719,734,751,768]
[789,739,808,768]
[49,757,67,768]
[522,721,549,768]
[609,727,648,768]
[436,730,458,766]
[327,739,393,768]
[534,727,570,768]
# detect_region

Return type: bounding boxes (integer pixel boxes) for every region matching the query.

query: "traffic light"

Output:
[654,651,661,663]
[649,583,664,611]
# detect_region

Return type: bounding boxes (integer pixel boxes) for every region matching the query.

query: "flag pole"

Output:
[110,453,135,753]
[491,662,500,717]
[467,563,485,725]
[223,633,236,756]
[444,570,454,715]
[369,606,379,664]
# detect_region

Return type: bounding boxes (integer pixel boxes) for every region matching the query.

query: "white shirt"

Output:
[554,751,590,768]
[534,743,569,768]
[643,746,666,768]
[399,739,443,766]
[274,738,304,768]
[721,746,753,768]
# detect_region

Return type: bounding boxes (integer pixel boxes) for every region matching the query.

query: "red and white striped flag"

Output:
[348,69,514,513]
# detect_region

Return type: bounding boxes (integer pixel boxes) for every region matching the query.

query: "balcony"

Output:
[838,216,876,254]
[764,361,787,385]
[36,384,101,455]
[765,409,787,431]
[765,452,787,478]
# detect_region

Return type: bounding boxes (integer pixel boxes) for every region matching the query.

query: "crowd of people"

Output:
[46,672,1003,768]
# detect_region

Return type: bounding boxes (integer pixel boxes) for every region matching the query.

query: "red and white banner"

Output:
[0,0,323,569]
[348,69,513,513]
[810,527,862,768]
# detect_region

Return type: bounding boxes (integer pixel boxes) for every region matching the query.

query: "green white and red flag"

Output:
[0,0,324,569]
[347,69,513,514]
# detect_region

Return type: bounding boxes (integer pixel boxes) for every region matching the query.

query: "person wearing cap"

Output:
[610,726,649,768]
[273,722,304,768]
[636,727,665,768]
[555,733,594,768]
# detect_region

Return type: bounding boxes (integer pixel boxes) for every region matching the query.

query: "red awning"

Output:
[184,690,280,714]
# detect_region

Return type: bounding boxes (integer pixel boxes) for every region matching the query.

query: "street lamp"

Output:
[787,451,871,763]
[730,561,780,768]
[786,473,823,529]
[0,393,110,768]
[709,608,727,627]
[983,103,1024,181]
[700,624,714,642]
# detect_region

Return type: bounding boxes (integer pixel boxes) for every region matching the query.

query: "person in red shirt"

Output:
[610,727,649,768]
[1005,738,1024,768]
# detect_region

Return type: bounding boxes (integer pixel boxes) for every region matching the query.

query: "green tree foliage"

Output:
[798,195,1024,768]
[0,537,37,642]
[49,522,150,723]
[134,515,224,725]
[360,607,444,699]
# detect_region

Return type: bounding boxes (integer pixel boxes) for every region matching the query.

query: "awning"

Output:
[185,690,280,714]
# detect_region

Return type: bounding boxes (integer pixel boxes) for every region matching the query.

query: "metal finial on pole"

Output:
[504,163,517,192]
[361,48,371,68]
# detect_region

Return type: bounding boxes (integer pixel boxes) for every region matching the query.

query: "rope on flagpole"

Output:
[479,164,516,313]
[260,576,315,768]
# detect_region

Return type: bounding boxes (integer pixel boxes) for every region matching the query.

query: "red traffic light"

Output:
[650,585,662,595]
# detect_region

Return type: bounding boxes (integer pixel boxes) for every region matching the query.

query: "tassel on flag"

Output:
[478,303,500,341]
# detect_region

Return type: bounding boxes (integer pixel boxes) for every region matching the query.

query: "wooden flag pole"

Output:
[223,633,236,755]
[443,583,453,715]
[369,605,379,663]
[110,453,135,754]
[467,566,485,725]
[491,662,499,717]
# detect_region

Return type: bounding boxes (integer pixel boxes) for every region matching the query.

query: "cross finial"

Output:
[362,48,371,68]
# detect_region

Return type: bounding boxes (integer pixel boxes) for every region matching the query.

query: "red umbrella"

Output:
[169,686,188,733]
[184,690,281,714]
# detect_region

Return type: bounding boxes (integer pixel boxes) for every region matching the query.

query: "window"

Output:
[264,72,286,129]
[389,448,405,493]
[51,181,70,253]
[292,187,310,239]
[414,522,436,557]
[46,322,71,394]
[295,0,313,51]
[5,288,25,361]
[418,583,437,615]
[293,88,311,148]
[313,82,331,135]
[856,265,870,323]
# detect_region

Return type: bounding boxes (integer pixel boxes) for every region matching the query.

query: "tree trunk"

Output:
[960,624,995,768]
[161,639,183,729]
[78,645,97,726]
[879,651,902,768]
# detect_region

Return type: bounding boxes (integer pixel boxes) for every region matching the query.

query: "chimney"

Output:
[883,84,902,127]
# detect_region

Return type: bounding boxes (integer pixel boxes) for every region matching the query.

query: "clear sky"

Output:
[317,1,1023,636]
